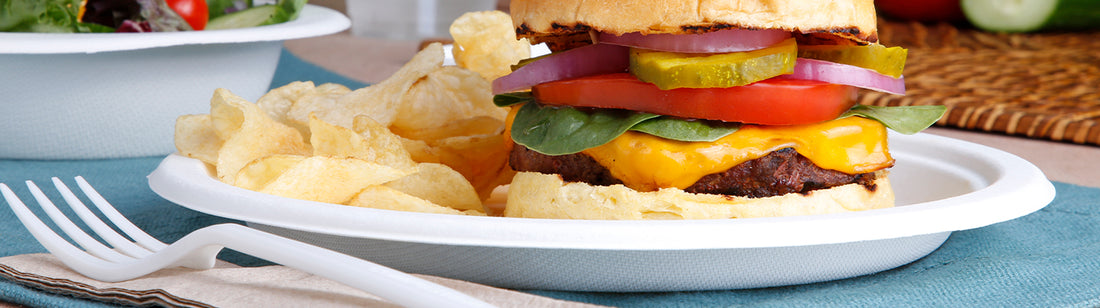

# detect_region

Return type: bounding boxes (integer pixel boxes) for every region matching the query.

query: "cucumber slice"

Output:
[206,5,280,30]
[962,0,1100,32]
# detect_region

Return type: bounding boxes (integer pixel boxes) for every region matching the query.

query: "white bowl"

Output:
[0,5,349,159]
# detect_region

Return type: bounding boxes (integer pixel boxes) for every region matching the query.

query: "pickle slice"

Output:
[629,38,797,90]
[798,44,908,78]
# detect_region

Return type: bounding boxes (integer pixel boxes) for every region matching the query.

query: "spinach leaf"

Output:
[510,103,743,155]
[632,117,740,142]
[841,105,946,135]
[493,91,535,107]
[511,103,659,155]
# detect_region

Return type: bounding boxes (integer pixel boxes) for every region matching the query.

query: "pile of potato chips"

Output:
[173,11,531,216]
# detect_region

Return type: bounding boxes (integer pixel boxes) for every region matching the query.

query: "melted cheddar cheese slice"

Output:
[582,116,894,192]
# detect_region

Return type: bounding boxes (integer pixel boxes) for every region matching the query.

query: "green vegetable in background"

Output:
[0,0,112,32]
[137,0,193,31]
[205,0,305,30]
[206,0,251,20]
[962,0,1100,32]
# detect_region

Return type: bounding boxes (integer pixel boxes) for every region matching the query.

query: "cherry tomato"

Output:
[532,73,858,125]
[875,0,965,22]
[166,0,209,30]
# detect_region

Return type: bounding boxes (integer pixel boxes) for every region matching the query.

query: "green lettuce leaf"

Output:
[0,0,109,33]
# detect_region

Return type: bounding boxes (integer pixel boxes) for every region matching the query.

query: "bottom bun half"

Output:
[503,171,894,220]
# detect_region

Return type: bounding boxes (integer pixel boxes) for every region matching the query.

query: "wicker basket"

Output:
[867,20,1100,146]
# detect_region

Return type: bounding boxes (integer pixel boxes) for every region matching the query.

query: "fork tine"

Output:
[25,180,132,263]
[2,184,117,268]
[74,176,168,251]
[51,177,153,258]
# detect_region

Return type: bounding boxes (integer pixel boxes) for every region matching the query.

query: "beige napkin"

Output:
[0,254,604,307]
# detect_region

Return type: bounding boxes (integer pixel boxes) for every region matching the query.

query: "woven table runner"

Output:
[866,20,1100,146]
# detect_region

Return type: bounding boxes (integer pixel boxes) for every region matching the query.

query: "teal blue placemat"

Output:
[2,49,1098,308]
[271,48,368,90]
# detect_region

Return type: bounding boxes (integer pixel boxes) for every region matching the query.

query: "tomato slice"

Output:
[531,73,858,125]
[166,0,209,30]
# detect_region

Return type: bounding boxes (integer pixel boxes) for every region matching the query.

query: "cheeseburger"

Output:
[491,0,945,219]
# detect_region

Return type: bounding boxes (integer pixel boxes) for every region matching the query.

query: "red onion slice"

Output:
[785,58,906,95]
[597,29,791,53]
[492,43,629,94]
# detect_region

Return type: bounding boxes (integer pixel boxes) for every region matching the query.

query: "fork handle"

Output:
[190,224,495,308]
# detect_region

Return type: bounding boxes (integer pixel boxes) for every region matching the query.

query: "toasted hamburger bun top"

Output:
[510,0,879,47]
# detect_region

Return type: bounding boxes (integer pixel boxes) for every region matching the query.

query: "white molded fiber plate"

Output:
[148,132,1055,291]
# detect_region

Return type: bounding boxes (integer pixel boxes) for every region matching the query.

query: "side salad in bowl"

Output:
[1,0,307,32]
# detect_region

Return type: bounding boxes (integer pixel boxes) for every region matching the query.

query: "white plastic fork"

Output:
[1,176,495,308]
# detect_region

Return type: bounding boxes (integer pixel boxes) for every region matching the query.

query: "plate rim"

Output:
[147,132,1056,250]
[0,5,350,54]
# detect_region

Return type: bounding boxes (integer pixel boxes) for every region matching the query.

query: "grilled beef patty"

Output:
[509,146,877,198]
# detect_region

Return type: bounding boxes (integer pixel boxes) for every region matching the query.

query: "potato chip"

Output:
[280,83,352,139]
[210,88,310,184]
[311,115,417,171]
[384,163,484,212]
[234,154,305,192]
[391,116,503,142]
[428,133,515,200]
[392,66,507,135]
[209,91,246,141]
[450,10,531,81]
[348,186,484,216]
[395,134,506,200]
[398,137,442,164]
[296,43,445,129]
[260,156,412,204]
[314,83,353,101]
[256,81,316,126]
[174,114,222,165]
